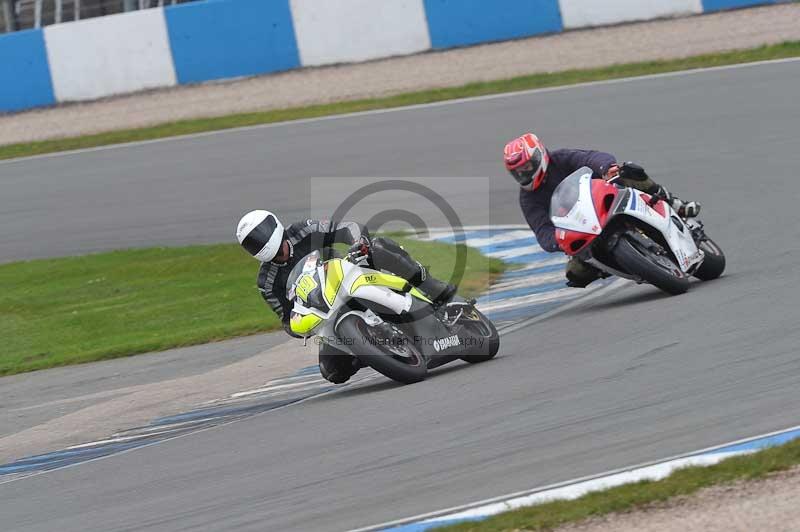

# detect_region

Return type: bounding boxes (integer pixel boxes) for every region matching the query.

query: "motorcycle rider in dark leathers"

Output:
[504,133,702,288]
[236,211,457,384]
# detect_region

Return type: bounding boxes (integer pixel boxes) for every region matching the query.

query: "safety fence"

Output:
[0,0,790,113]
[0,0,197,33]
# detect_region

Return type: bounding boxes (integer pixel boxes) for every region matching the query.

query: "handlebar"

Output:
[345,247,369,264]
[345,239,371,263]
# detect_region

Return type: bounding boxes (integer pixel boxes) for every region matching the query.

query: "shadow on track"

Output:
[567,271,732,318]
[567,285,673,315]
[318,360,487,400]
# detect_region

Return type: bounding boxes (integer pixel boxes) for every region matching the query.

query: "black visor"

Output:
[242,215,279,256]
[510,148,542,187]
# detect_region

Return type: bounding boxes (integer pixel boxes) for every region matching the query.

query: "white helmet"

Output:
[236,210,285,262]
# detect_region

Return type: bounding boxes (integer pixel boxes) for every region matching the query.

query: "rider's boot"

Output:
[648,183,702,219]
[669,197,702,218]
[415,270,457,306]
[318,343,360,384]
[565,257,604,288]
[617,164,701,219]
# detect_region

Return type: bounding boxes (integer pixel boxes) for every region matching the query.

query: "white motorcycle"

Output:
[286,249,500,384]
[550,167,725,295]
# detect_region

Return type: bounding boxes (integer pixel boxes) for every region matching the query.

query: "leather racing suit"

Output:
[518,149,665,287]
[257,219,453,383]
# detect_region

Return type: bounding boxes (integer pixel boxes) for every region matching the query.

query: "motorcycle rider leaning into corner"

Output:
[504,133,702,288]
[235,211,457,384]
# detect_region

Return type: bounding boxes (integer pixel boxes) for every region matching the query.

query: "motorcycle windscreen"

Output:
[549,167,602,235]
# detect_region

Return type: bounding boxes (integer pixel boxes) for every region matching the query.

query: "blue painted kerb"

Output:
[380,426,800,531]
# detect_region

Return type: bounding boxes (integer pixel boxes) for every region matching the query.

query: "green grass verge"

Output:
[2,41,800,160]
[438,438,800,531]
[0,238,505,376]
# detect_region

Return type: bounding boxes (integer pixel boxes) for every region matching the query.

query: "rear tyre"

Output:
[693,237,726,281]
[460,308,500,364]
[336,316,427,384]
[613,233,690,295]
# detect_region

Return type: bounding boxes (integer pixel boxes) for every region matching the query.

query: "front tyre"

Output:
[613,233,690,295]
[693,237,726,281]
[460,308,500,364]
[336,316,427,384]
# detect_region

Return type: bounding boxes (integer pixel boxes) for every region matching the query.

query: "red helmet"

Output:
[504,133,550,191]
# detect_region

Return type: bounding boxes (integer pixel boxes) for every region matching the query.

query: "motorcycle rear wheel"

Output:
[613,233,690,295]
[337,316,427,384]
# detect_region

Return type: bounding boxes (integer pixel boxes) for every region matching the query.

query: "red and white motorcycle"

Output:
[550,167,725,295]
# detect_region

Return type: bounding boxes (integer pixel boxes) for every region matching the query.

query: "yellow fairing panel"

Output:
[409,287,432,304]
[295,274,318,303]
[290,312,322,335]
[349,273,410,294]
[324,259,345,306]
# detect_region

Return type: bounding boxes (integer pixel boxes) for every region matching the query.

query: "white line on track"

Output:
[486,272,566,293]
[509,256,570,271]
[352,423,800,532]
[2,56,799,166]
[478,287,584,312]
[230,379,328,398]
[0,225,602,485]
[455,230,535,248]
[485,244,544,260]
[498,278,628,334]
[64,430,177,450]
[0,378,342,486]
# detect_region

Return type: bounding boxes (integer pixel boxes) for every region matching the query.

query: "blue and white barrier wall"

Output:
[0,0,789,113]
[560,0,703,29]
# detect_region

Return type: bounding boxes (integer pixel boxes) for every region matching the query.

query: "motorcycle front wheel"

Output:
[613,233,690,295]
[336,316,428,384]
[459,307,500,364]
[693,237,726,281]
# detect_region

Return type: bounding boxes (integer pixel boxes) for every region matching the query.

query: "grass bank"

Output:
[439,438,800,531]
[2,41,799,160]
[0,238,505,376]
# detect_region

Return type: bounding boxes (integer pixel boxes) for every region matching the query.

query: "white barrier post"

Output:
[75,0,80,20]
[55,0,62,24]
[34,0,42,28]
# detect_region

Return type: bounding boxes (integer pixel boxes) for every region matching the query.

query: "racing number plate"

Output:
[296,274,318,303]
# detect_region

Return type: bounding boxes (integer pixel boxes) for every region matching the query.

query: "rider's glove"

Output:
[283,315,303,339]
[347,236,371,263]
[603,164,620,181]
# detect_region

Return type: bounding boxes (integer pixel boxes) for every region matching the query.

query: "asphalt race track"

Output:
[2,60,800,531]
